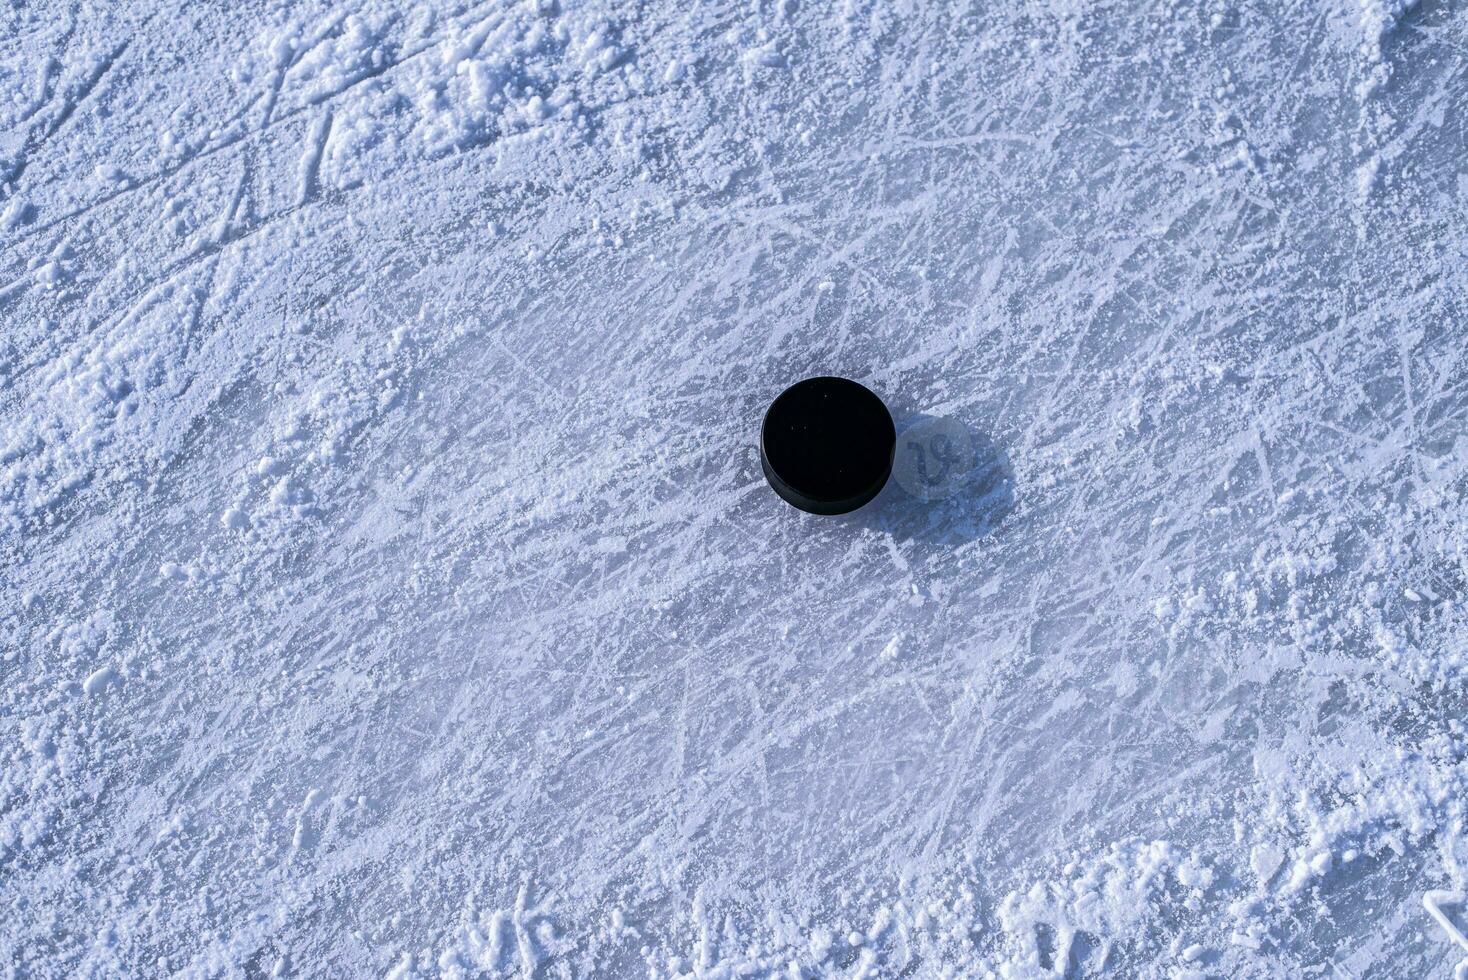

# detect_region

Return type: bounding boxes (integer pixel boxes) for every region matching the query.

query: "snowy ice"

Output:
[2,0,1468,976]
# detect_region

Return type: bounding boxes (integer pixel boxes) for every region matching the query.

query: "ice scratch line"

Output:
[1426,891,1468,949]
[297,111,333,207]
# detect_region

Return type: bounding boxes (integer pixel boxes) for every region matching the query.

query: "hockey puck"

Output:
[760,376,896,515]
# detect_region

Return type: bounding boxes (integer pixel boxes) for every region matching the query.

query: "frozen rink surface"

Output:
[3,0,1468,976]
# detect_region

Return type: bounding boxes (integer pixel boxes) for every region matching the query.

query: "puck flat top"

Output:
[760,376,895,515]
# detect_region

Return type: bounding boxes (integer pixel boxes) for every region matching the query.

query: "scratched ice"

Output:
[2,1,1466,976]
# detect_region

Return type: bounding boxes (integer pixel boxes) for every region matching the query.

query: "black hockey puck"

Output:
[760,376,896,515]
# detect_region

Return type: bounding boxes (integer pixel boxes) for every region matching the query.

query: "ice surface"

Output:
[2,0,1467,976]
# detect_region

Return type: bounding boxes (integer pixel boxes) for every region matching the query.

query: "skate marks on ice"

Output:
[3,0,1468,976]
